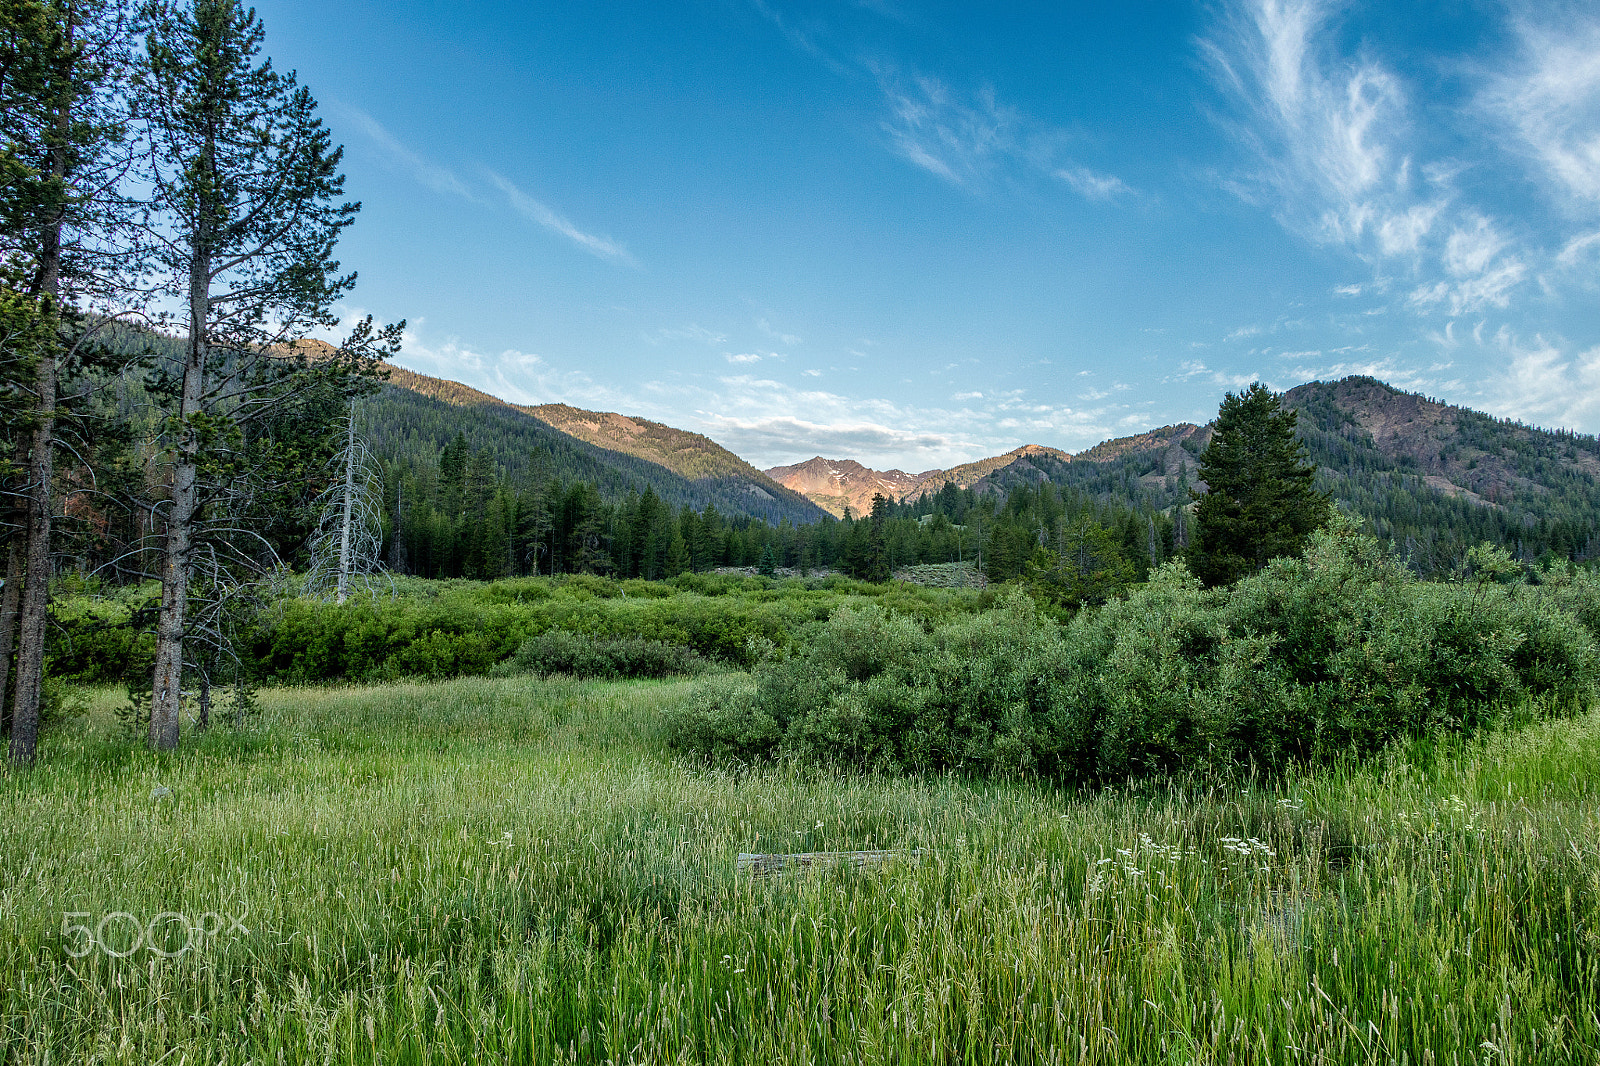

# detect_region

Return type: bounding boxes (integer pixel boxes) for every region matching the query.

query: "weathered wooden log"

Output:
[736,848,923,878]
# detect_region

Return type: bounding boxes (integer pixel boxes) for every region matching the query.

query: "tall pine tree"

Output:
[134,0,394,750]
[1188,382,1328,586]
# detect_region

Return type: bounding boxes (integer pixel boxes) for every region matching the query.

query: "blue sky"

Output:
[257,0,1600,472]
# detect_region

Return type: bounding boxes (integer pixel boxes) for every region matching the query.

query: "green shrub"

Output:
[660,674,775,760]
[668,595,1075,775]
[45,584,158,685]
[671,525,1600,783]
[492,630,709,680]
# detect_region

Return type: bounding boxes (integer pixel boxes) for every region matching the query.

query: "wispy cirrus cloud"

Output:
[1199,0,1435,251]
[757,317,802,346]
[1482,11,1600,210]
[487,172,639,267]
[648,324,727,345]
[336,105,477,200]
[1053,164,1132,201]
[877,73,1017,186]
[1200,0,1538,319]
[872,67,1134,201]
[1409,213,1529,314]
[341,104,638,268]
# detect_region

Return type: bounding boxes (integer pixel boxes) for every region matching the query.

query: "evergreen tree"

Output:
[1188,382,1328,586]
[1,0,135,765]
[135,0,396,750]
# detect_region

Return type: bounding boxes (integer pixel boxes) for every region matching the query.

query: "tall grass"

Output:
[1,679,1596,1063]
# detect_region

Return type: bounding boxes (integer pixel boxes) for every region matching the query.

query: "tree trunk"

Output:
[8,45,71,765]
[7,360,53,765]
[150,238,209,752]
[0,536,22,732]
[335,404,355,604]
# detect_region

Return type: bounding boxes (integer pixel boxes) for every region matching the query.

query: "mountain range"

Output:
[758,377,1600,556]
[364,362,1600,555]
[764,445,1073,518]
[364,364,827,523]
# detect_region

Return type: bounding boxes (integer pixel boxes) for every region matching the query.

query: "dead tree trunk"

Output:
[7,365,53,765]
[336,406,355,605]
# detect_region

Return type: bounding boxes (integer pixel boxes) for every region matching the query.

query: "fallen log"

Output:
[736,848,923,878]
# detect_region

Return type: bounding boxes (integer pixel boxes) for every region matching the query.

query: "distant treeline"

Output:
[377,430,1178,603]
[65,332,1600,589]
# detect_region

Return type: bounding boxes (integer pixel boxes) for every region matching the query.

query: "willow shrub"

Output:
[490,629,710,680]
[669,524,1600,781]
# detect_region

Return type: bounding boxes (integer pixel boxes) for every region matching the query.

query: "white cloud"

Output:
[650,324,727,345]
[1483,13,1600,209]
[394,322,622,412]
[757,318,802,346]
[877,73,1016,187]
[1376,202,1442,255]
[1279,355,1455,394]
[1478,328,1600,431]
[873,69,1135,201]
[1200,0,1427,250]
[486,172,638,266]
[1410,257,1527,315]
[1558,229,1600,264]
[1201,1,1550,318]
[1443,215,1506,277]
[725,352,763,364]
[1053,165,1132,201]
[687,373,1131,469]
[338,105,477,201]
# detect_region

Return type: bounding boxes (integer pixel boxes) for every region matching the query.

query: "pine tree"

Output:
[1188,382,1328,586]
[2,0,132,766]
[135,0,395,750]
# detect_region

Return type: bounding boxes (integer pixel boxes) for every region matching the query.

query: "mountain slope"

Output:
[765,445,1075,517]
[368,366,827,523]
[762,457,922,518]
[524,401,815,511]
[964,377,1600,563]
[912,445,1074,497]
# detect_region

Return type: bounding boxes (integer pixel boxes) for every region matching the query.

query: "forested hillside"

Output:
[364,367,823,524]
[945,378,1600,570]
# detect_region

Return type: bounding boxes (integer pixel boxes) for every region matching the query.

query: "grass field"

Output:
[1,678,1598,1063]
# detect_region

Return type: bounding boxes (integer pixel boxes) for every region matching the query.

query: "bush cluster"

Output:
[667,523,1600,780]
[45,585,158,685]
[490,630,709,680]
[46,571,990,686]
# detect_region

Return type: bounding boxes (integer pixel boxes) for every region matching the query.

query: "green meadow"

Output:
[1,677,1596,1064]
